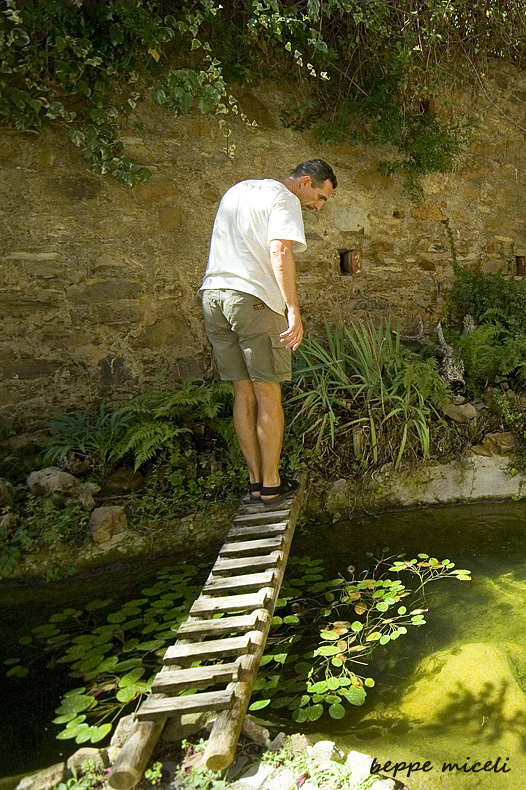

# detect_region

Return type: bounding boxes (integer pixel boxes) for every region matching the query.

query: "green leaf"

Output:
[292,707,308,723]
[329,703,346,719]
[327,677,340,690]
[90,723,112,742]
[315,645,339,656]
[85,599,112,612]
[118,668,145,688]
[249,699,271,711]
[306,704,324,721]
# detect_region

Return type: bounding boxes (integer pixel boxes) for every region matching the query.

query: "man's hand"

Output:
[280,307,303,350]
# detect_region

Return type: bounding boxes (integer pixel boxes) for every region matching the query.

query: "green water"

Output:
[297,502,526,790]
[2,502,526,787]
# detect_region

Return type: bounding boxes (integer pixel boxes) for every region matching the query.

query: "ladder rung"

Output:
[227,522,288,539]
[136,689,233,719]
[234,510,290,524]
[203,570,275,594]
[213,552,281,574]
[190,590,270,616]
[151,662,239,693]
[177,612,261,637]
[220,537,283,556]
[164,634,251,663]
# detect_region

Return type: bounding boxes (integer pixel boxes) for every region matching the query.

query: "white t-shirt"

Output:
[200,179,307,314]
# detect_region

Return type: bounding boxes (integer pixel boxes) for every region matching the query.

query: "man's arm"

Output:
[269,238,303,350]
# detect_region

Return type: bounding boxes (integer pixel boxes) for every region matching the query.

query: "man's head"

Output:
[285,159,337,210]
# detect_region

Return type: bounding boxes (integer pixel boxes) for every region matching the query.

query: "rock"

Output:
[264,768,295,790]
[110,714,136,748]
[444,403,478,423]
[332,207,370,234]
[0,477,14,507]
[67,747,108,772]
[482,431,517,455]
[288,732,312,754]
[232,761,273,789]
[345,751,375,784]
[238,92,277,128]
[158,207,185,231]
[103,468,144,494]
[90,506,127,543]
[410,201,447,221]
[0,511,18,534]
[27,468,100,509]
[310,739,345,763]
[267,731,287,752]
[241,716,271,747]
[15,763,66,790]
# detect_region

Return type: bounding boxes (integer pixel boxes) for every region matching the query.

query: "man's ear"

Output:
[299,175,311,189]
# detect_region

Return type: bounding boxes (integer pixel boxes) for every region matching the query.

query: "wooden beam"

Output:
[203,570,275,594]
[136,689,233,719]
[190,590,271,616]
[177,611,261,637]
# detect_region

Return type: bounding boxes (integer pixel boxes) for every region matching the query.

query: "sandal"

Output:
[260,476,299,509]
[248,482,262,502]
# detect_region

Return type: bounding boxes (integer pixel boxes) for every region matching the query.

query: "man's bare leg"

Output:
[233,379,262,487]
[253,381,284,495]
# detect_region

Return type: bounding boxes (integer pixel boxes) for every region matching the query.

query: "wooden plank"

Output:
[213,552,280,574]
[233,510,290,524]
[227,522,288,539]
[136,689,233,720]
[220,537,283,555]
[190,589,270,616]
[203,570,275,594]
[177,611,260,637]
[164,634,251,663]
[151,662,239,693]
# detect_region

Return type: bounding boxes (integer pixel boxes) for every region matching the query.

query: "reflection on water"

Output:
[300,502,526,790]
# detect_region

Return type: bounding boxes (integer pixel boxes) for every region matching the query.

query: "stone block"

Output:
[66,279,143,303]
[67,747,109,772]
[90,506,127,543]
[333,207,370,234]
[16,763,66,790]
[410,202,447,221]
[135,183,175,205]
[444,403,478,423]
[0,359,60,379]
[52,177,100,200]
[482,431,517,455]
[159,207,185,231]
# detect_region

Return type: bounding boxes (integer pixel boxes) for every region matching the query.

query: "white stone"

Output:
[344,751,374,784]
[311,740,345,762]
[236,762,273,789]
[265,767,296,790]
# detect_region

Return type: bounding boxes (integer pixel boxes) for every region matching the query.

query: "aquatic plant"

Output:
[4,565,203,744]
[4,553,470,743]
[287,321,452,471]
[250,554,471,722]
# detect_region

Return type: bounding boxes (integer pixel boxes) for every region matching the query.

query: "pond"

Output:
[1,501,526,789]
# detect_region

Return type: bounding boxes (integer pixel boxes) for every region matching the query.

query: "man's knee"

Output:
[253,381,282,408]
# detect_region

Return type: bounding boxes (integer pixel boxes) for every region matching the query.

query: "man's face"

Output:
[297,176,333,211]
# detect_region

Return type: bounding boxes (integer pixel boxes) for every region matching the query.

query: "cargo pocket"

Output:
[269,333,291,377]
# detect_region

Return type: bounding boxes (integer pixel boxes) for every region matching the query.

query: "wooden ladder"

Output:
[108,475,306,788]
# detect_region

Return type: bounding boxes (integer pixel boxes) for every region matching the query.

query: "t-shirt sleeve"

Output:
[267,191,307,253]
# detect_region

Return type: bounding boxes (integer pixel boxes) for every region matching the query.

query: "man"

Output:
[200,159,337,507]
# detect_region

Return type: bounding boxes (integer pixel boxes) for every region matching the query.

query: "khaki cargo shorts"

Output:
[201,289,291,382]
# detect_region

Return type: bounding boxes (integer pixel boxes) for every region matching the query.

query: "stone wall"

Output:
[2,60,526,426]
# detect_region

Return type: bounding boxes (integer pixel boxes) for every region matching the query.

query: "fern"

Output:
[111,421,189,470]
[44,404,132,464]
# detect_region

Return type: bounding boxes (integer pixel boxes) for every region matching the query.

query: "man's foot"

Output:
[260,476,299,508]
[248,482,262,502]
